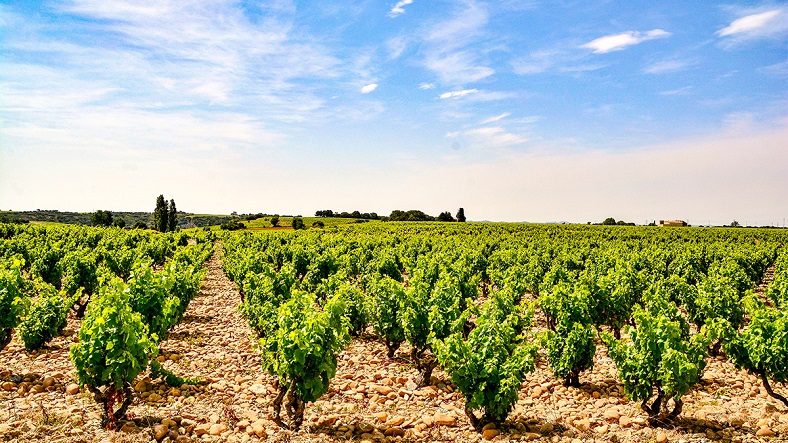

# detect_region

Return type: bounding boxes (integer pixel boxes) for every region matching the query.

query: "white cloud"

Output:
[360,83,378,94]
[425,51,495,84]
[480,113,510,124]
[419,83,435,90]
[717,9,785,37]
[389,0,414,18]
[465,126,527,147]
[643,59,695,74]
[659,86,693,96]
[581,29,671,54]
[421,1,494,84]
[440,89,479,99]
[758,60,788,78]
[386,36,408,60]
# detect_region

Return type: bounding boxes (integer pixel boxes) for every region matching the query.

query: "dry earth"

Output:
[1,250,787,443]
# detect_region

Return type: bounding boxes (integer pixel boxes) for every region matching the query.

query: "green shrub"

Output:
[367,276,406,358]
[434,292,538,430]
[258,291,349,430]
[0,258,29,350]
[70,282,156,427]
[18,283,71,351]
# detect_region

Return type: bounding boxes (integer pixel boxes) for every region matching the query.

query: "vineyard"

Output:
[1,222,788,443]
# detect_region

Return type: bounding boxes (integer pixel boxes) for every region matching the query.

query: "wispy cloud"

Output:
[464,126,528,147]
[643,59,695,74]
[581,29,671,54]
[659,86,693,96]
[421,1,493,84]
[480,113,510,124]
[419,83,435,90]
[389,0,414,18]
[440,89,479,99]
[758,60,788,78]
[361,83,378,94]
[717,9,786,37]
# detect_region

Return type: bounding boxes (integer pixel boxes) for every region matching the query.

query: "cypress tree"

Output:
[456,208,466,222]
[153,195,167,232]
[168,199,177,232]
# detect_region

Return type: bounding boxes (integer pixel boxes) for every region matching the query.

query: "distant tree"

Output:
[167,199,177,232]
[388,210,435,222]
[437,211,456,222]
[312,220,325,229]
[270,215,280,227]
[351,210,361,218]
[91,210,113,227]
[292,216,306,230]
[114,218,126,229]
[153,195,168,232]
[647,221,656,226]
[315,210,334,218]
[132,221,148,230]
[456,208,466,222]
[730,220,741,227]
[602,217,617,226]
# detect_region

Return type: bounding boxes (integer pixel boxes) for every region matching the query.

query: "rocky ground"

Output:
[1,250,787,443]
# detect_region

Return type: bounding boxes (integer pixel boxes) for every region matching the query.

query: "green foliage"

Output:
[0,258,30,349]
[70,282,156,426]
[153,194,168,232]
[434,291,537,430]
[722,297,788,407]
[603,303,711,419]
[61,249,100,296]
[538,282,596,386]
[270,215,280,227]
[257,292,350,430]
[291,216,306,230]
[335,282,368,336]
[125,264,179,343]
[367,276,406,358]
[691,275,744,329]
[239,265,295,337]
[18,282,72,351]
[71,281,157,389]
[91,210,113,227]
[168,199,177,232]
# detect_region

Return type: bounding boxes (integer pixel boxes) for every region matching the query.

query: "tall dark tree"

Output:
[153,195,168,232]
[91,210,113,227]
[168,199,177,232]
[456,208,466,222]
[437,211,455,222]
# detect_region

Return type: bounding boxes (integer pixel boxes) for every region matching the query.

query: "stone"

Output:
[374,385,394,395]
[387,416,405,426]
[251,421,265,438]
[595,425,609,434]
[134,380,148,393]
[374,412,388,422]
[209,423,227,435]
[65,383,80,395]
[523,432,541,441]
[756,427,775,437]
[42,377,55,388]
[120,422,138,433]
[575,419,591,432]
[249,384,266,395]
[1,382,14,391]
[162,419,178,428]
[384,427,405,437]
[656,431,668,443]
[194,424,211,436]
[482,429,500,440]
[603,408,620,421]
[433,412,456,426]
[531,386,543,398]
[154,424,169,440]
[618,416,632,428]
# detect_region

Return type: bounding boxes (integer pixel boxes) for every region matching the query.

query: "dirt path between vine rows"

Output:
[2,248,788,443]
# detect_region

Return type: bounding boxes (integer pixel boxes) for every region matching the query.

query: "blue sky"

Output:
[1,0,786,225]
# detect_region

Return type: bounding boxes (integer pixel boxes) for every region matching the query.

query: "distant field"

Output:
[244,216,375,229]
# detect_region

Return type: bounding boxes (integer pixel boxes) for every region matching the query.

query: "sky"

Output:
[1,0,786,225]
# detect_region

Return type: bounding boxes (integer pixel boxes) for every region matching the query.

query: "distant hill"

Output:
[0,209,237,228]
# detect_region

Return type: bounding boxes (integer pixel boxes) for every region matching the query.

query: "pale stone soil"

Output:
[1,251,786,443]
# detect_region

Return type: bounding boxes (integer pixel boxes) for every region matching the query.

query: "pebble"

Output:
[656,431,668,443]
[65,383,80,395]
[482,429,500,440]
[756,427,775,437]
[433,412,457,426]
